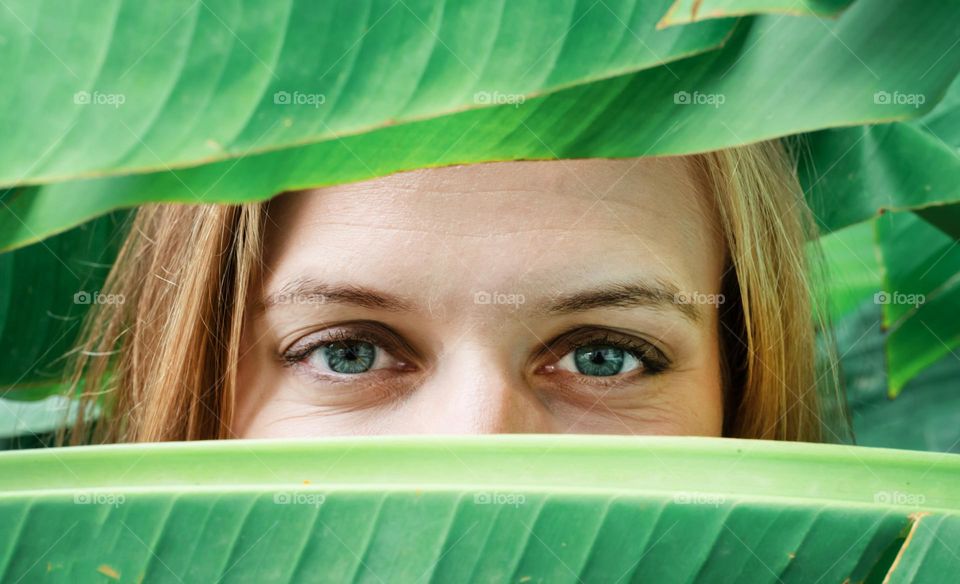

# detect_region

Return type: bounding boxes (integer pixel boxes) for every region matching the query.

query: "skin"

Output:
[234,157,727,437]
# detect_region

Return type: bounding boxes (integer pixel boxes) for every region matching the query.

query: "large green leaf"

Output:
[808,173,960,396]
[2,0,958,251]
[0,212,127,396]
[0,436,958,582]
[802,75,960,235]
[815,218,881,322]
[0,0,734,187]
[812,208,960,397]
[876,212,959,328]
[876,211,960,396]
[837,300,960,453]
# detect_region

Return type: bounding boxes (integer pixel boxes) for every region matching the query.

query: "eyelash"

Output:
[282,328,401,366]
[281,323,671,380]
[548,329,671,376]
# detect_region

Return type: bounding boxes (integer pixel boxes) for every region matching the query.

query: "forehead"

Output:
[262,158,724,298]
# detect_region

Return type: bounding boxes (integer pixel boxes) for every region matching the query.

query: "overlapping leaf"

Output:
[837,300,960,453]
[802,76,960,235]
[0,213,126,396]
[876,211,960,395]
[0,0,734,187]
[0,436,958,581]
[2,0,958,252]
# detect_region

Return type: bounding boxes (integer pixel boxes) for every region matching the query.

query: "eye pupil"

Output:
[323,341,376,374]
[574,345,626,377]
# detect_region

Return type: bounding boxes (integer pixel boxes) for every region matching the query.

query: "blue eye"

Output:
[559,344,642,377]
[315,340,378,374]
[284,324,414,379]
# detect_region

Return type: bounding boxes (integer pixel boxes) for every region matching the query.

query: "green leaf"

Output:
[815,218,881,321]
[886,513,960,584]
[0,212,127,397]
[802,75,960,235]
[875,211,960,396]
[0,436,958,581]
[876,212,959,328]
[3,0,958,252]
[659,0,853,27]
[806,207,960,398]
[837,300,960,453]
[0,0,734,187]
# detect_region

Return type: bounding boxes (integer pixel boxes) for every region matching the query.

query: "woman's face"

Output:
[235,158,727,437]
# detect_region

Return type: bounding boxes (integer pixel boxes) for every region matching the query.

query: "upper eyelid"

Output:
[285,321,397,349]
[282,334,407,377]
[283,322,414,363]
[539,327,671,365]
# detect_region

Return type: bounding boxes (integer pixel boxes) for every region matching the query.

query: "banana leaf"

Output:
[0,436,958,582]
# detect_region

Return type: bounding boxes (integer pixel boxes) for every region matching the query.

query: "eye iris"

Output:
[574,345,626,376]
[323,341,376,374]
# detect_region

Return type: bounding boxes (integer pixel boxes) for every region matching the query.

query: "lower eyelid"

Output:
[291,360,403,385]
[294,375,410,412]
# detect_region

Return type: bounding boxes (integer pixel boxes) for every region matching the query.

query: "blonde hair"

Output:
[65,141,848,444]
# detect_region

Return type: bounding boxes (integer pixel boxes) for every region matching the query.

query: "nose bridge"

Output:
[418,342,554,434]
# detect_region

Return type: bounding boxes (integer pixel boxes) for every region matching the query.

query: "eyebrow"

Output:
[260,278,416,312]
[536,279,702,324]
[260,277,702,324]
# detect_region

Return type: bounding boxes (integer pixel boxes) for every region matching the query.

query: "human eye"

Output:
[281,322,416,380]
[538,327,671,382]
